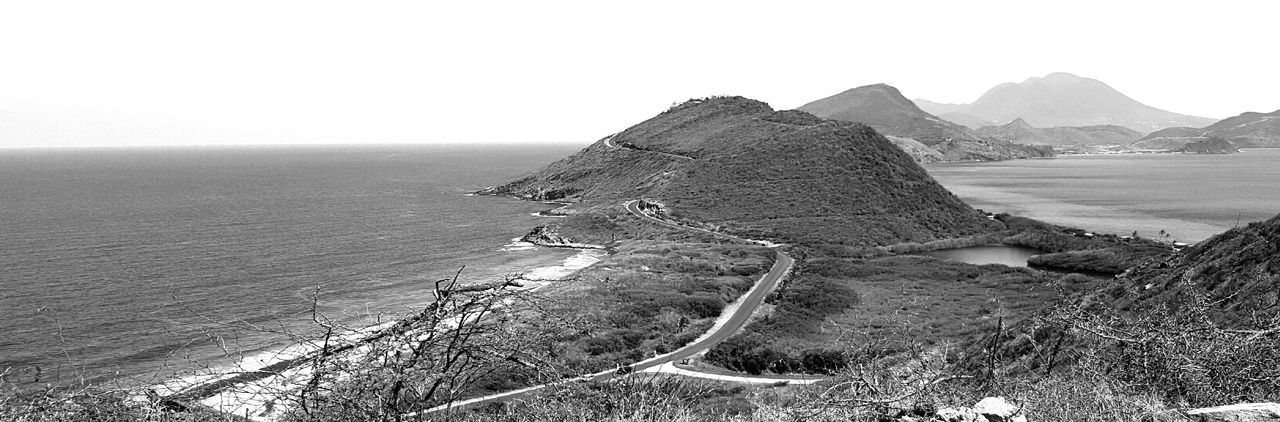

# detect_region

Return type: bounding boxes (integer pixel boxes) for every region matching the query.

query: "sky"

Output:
[1,0,1277,148]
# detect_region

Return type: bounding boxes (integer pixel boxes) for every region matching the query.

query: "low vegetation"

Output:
[705,255,1064,376]
[539,241,772,373]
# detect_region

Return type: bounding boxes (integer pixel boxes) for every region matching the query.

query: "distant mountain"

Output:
[975,118,1058,145]
[1131,127,1207,150]
[916,73,1215,133]
[798,84,1054,162]
[936,112,995,130]
[912,99,969,117]
[799,84,982,144]
[975,118,1143,147]
[484,96,999,246]
[1135,109,1280,149]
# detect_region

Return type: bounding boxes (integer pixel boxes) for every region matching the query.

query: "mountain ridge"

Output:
[917,73,1215,133]
[975,118,1144,147]
[797,84,1054,162]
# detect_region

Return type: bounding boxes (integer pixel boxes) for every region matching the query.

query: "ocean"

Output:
[0,144,586,390]
[925,149,1280,243]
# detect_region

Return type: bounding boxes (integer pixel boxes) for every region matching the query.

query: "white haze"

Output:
[1,0,1277,147]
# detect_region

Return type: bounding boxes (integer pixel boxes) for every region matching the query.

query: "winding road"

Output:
[601,133,695,160]
[410,200,798,416]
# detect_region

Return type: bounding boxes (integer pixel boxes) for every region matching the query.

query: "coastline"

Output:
[146,212,607,421]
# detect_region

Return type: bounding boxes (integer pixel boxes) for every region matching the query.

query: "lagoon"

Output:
[915,245,1041,267]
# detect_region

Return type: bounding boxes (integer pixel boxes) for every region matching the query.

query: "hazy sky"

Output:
[2,0,1277,147]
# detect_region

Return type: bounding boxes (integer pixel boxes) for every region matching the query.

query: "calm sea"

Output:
[925,149,1280,243]
[0,144,583,389]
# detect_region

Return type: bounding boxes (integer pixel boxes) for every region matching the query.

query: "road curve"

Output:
[601,133,695,160]
[411,201,794,416]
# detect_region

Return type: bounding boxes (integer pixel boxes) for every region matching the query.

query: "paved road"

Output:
[411,201,795,416]
[625,200,781,247]
[601,133,695,160]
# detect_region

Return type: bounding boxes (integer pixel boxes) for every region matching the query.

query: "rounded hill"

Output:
[485,96,1000,246]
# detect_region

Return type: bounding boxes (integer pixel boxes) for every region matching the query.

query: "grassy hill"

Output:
[484,96,1000,247]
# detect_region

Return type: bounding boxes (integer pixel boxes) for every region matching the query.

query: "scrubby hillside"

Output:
[1108,213,1280,324]
[484,96,1000,246]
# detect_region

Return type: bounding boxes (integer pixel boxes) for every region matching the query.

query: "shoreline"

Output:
[146,218,607,420]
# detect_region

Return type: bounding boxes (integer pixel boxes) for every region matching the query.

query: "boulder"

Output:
[935,406,982,422]
[972,397,1027,422]
[917,397,1026,422]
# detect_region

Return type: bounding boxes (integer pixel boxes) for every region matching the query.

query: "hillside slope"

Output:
[798,84,982,144]
[1110,213,1280,324]
[798,84,1054,162]
[484,96,1000,246]
[1136,109,1280,149]
[917,73,1215,133]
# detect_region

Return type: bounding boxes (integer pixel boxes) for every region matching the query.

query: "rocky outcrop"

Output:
[896,397,1027,422]
[1175,136,1238,154]
[520,225,606,249]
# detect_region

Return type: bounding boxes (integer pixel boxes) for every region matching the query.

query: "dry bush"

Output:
[1045,293,1280,406]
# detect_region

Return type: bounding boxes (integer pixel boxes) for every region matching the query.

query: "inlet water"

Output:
[915,245,1041,267]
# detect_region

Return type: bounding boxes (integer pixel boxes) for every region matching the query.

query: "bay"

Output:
[925,149,1280,243]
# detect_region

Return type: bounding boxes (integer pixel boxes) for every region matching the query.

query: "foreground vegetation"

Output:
[705,255,1062,376]
[538,241,773,373]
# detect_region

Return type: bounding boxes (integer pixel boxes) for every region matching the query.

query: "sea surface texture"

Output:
[926,149,1280,243]
[0,144,582,389]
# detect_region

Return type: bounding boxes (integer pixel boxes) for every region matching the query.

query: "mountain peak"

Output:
[665,96,773,116]
[796,83,978,144]
[915,73,1215,132]
[1005,117,1034,128]
[1037,72,1086,82]
[857,83,902,93]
